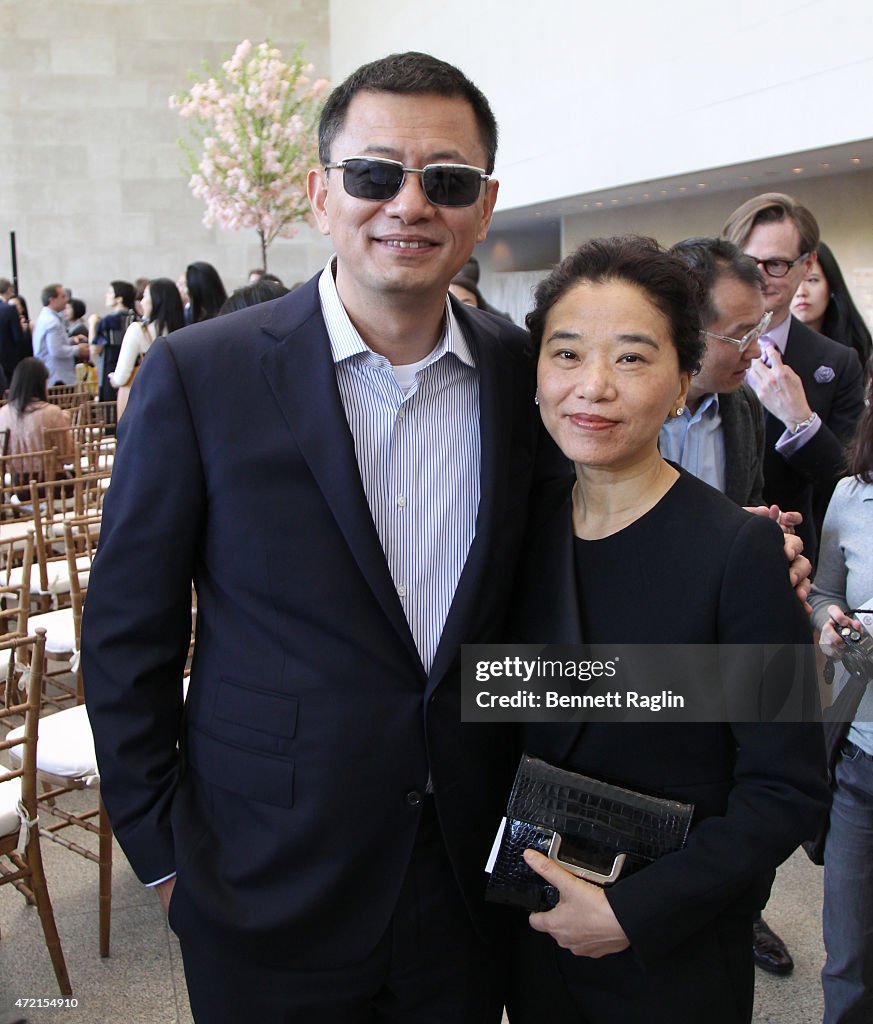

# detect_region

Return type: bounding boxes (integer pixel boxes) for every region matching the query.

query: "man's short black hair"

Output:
[670,237,764,326]
[111,280,136,310]
[318,52,498,173]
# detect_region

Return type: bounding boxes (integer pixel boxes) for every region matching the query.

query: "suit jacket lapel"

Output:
[258,281,421,668]
[516,482,585,762]
[519,484,583,646]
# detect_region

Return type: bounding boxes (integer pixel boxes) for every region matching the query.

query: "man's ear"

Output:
[307,168,332,237]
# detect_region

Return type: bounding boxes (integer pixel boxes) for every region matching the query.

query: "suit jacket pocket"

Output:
[209,675,299,757]
[186,725,295,808]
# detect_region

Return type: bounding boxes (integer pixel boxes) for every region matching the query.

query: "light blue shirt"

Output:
[659,393,726,494]
[318,260,481,674]
[33,306,77,385]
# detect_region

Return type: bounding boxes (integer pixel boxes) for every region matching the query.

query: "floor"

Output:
[1,806,828,1024]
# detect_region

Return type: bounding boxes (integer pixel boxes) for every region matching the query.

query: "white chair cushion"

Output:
[0,776,23,838]
[8,555,91,597]
[27,608,77,656]
[6,705,98,782]
[0,522,29,545]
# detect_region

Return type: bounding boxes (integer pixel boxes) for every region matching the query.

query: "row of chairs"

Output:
[0,470,109,992]
[0,630,72,995]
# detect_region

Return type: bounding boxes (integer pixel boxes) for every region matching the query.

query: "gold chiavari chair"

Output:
[0,630,73,994]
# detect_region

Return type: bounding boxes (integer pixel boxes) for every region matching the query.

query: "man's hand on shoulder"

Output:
[744,505,811,611]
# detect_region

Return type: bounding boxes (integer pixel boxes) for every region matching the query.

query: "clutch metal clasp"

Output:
[547,832,627,885]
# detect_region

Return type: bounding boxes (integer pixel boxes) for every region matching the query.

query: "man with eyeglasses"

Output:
[83,52,542,1022]
[722,193,865,567]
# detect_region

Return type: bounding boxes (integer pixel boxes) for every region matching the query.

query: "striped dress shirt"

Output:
[318,261,481,673]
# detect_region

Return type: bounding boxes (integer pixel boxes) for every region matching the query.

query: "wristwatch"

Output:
[790,412,818,434]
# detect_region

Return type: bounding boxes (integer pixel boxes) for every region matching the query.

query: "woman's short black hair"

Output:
[526,235,704,375]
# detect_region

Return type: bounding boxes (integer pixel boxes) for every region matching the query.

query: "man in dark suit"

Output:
[82,53,540,1022]
[722,193,865,566]
[0,276,25,385]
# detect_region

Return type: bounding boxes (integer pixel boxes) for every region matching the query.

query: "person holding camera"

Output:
[810,384,873,1024]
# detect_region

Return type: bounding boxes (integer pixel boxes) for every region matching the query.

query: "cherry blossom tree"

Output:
[170,40,329,269]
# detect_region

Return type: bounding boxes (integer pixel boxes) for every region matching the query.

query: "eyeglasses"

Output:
[747,252,810,278]
[703,310,773,352]
[323,156,489,207]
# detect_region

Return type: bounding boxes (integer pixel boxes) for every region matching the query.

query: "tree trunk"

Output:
[259,228,268,271]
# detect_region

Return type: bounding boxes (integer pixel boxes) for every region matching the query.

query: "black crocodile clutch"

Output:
[486,754,694,912]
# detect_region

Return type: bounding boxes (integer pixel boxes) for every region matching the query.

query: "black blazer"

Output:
[720,382,765,507]
[0,299,24,384]
[762,317,864,562]
[82,279,539,966]
[509,471,829,964]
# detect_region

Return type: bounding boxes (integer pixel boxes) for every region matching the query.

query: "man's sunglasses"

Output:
[324,156,490,207]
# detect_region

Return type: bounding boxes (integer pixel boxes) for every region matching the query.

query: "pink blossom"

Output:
[171,39,329,261]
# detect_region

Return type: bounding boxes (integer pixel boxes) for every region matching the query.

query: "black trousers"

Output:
[177,799,506,1024]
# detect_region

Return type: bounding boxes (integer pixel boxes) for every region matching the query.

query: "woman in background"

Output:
[792,241,872,372]
[219,278,288,315]
[809,391,873,1024]
[0,357,74,476]
[185,261,227,324]
[109,278,184,418]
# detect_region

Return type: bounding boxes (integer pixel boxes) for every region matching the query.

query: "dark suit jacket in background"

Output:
[82,278,540,968]
[0,299,25,385]
[762,317,864,564]
[720,382,765,507]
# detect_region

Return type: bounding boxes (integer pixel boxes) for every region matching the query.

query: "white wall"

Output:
[329,0,873,211]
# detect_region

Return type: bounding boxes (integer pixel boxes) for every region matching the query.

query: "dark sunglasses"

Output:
[324,156,489,207]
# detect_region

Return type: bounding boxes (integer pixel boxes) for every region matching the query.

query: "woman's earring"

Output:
[534,391,540,406]
[674,405,685,417]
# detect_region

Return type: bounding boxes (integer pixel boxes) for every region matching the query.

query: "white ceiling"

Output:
[491,139,873,232]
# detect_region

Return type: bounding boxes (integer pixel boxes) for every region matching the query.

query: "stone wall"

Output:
[0,0,333,316]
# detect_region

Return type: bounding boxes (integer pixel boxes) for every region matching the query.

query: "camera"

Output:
[837,610,873,682]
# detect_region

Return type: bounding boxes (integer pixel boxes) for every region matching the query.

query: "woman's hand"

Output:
[523,848,630,958]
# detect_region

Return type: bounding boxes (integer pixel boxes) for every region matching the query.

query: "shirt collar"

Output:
[759,313,791,354]
[317,257,475,370]
[673,391,720,424]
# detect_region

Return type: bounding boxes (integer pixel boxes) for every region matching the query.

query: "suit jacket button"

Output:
[405,790,423,806]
